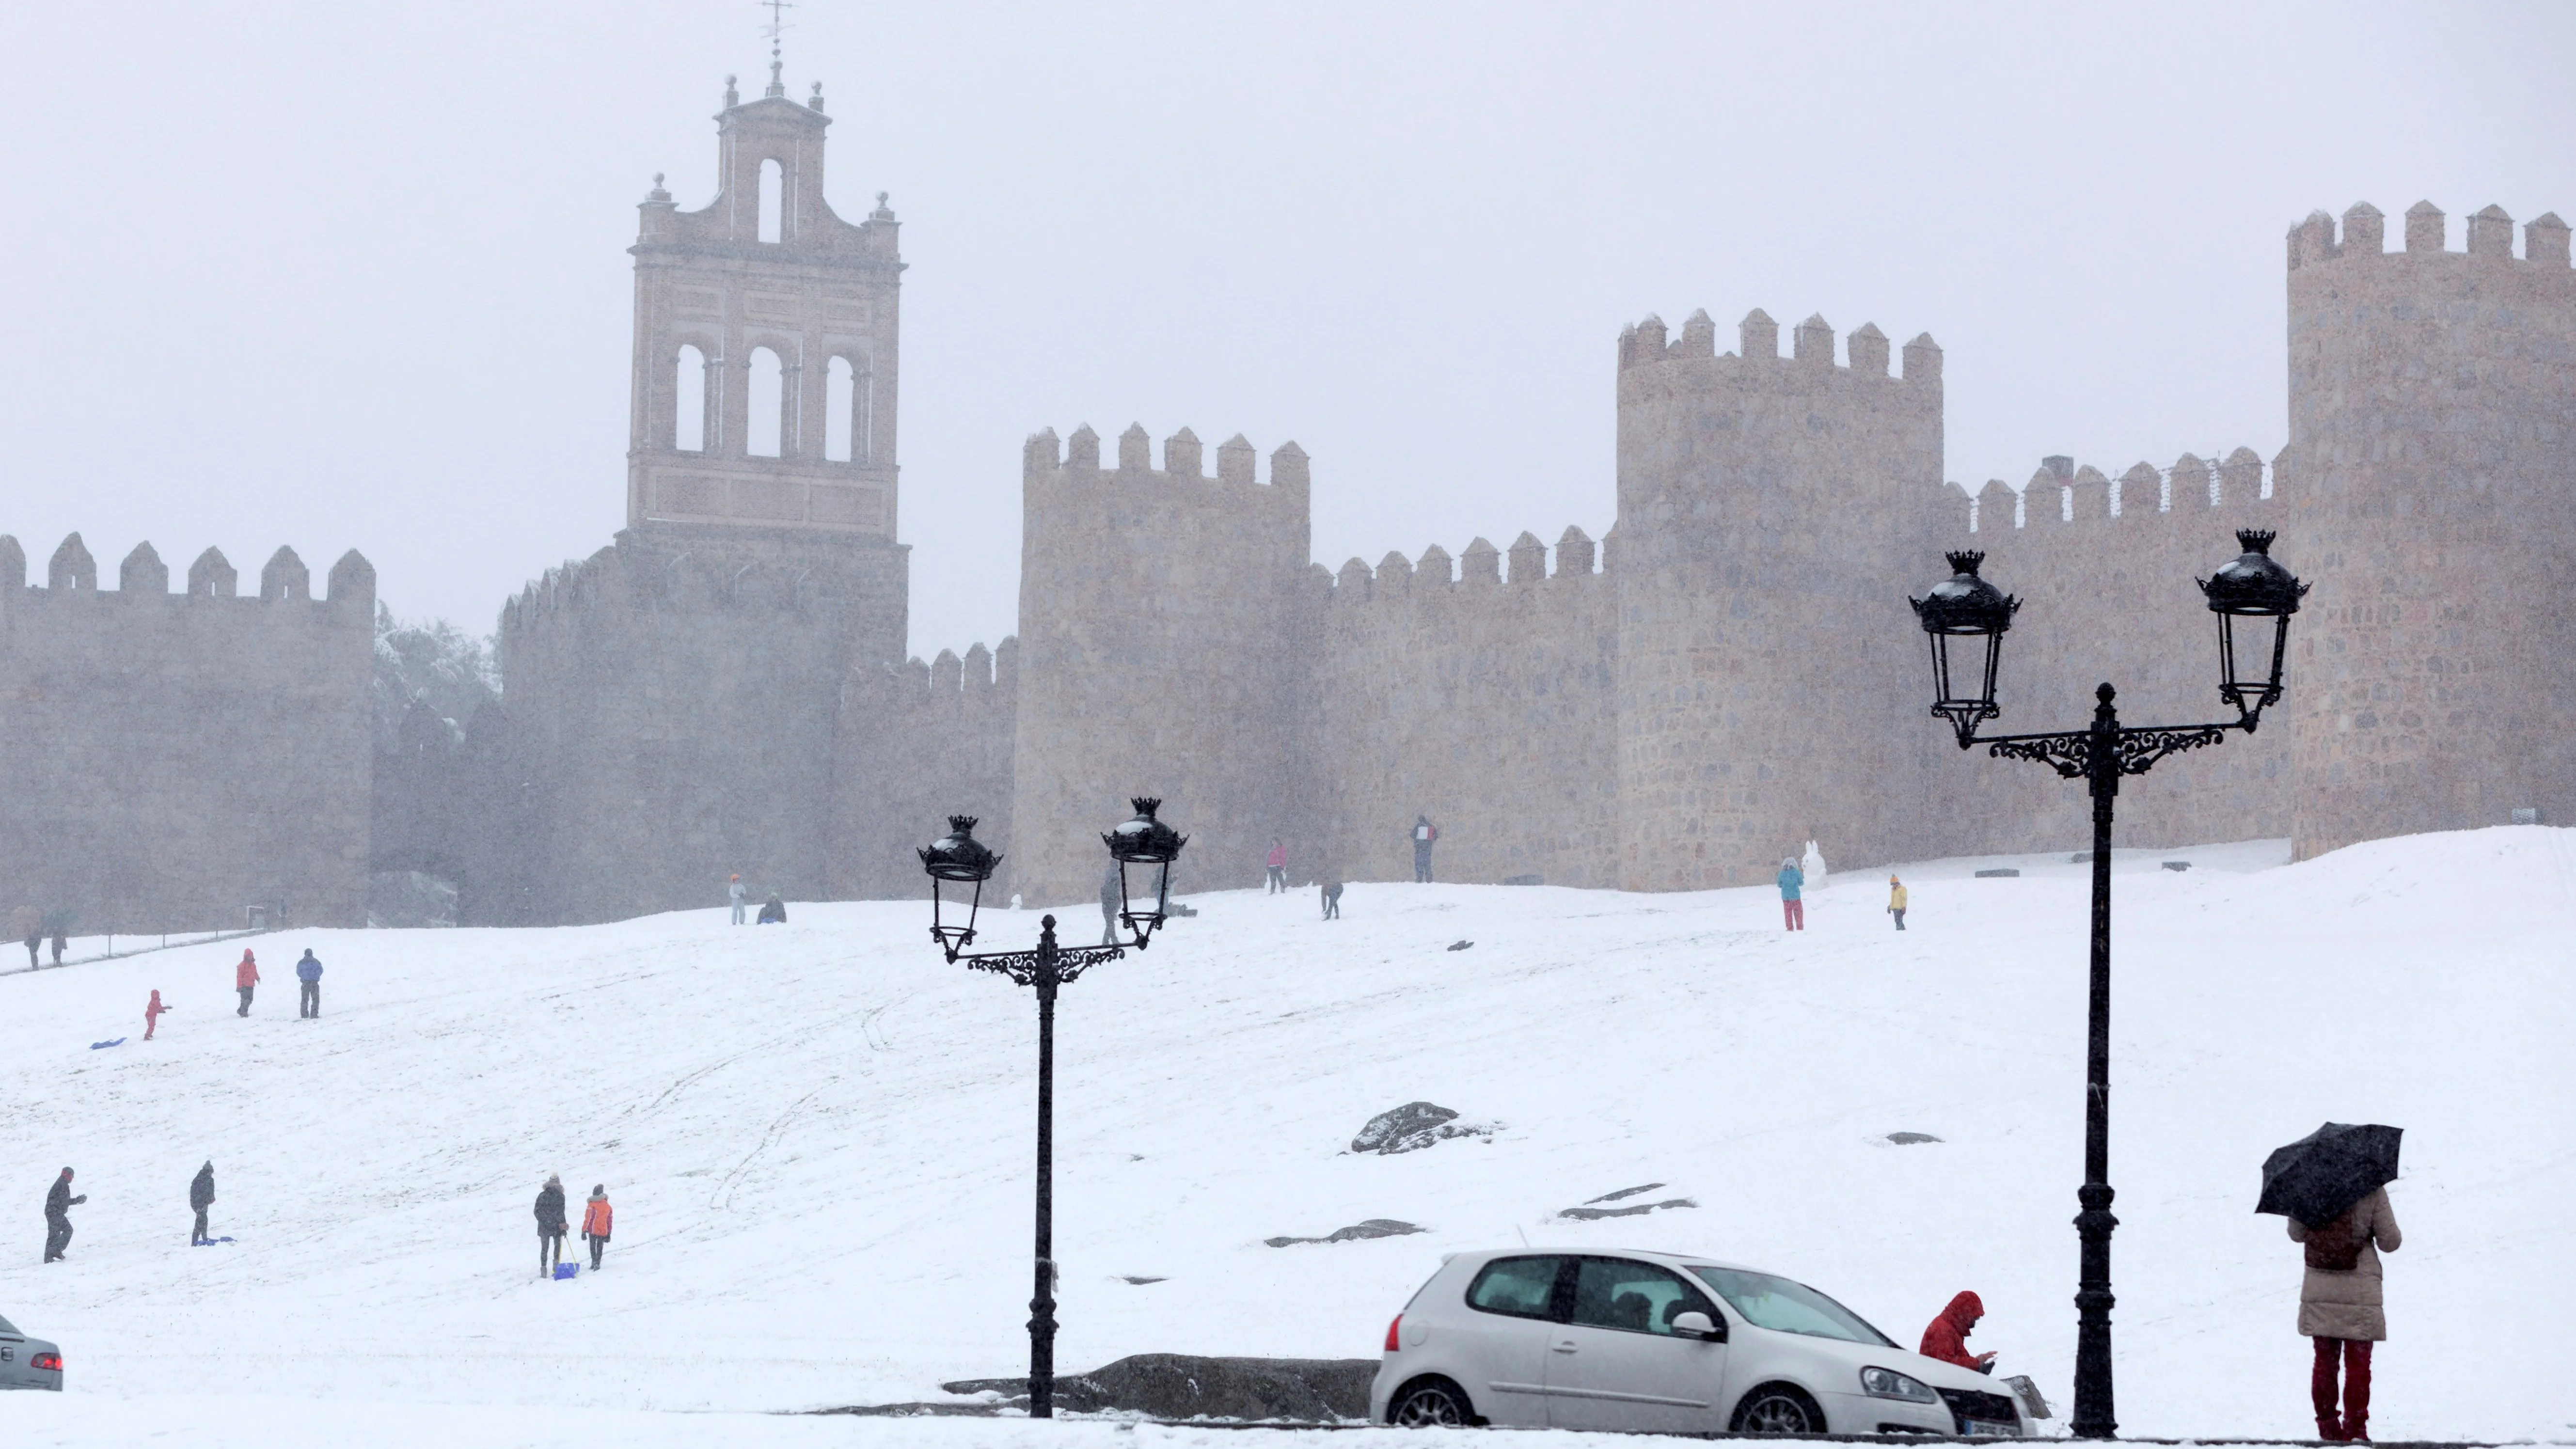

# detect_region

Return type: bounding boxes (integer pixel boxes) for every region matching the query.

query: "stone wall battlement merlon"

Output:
[1959,447,2286,534]
[860,637,1021,705]
[1617,308,1942,382]
[2288,201,2575,272]
[1325,525,1603,604]
[1023,425,1311,493]
[0,533,371,608]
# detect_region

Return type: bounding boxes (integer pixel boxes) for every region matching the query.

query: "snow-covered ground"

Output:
[2,826,2572,1447]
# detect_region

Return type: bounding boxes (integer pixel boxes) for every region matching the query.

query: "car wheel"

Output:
[1389,1375,1476,1427]
[1732,1383,1825,1435]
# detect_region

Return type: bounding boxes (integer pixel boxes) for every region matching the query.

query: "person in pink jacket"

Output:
[1266,839,1288,894]
[145,989,172,1040]
[235,949,260,1016]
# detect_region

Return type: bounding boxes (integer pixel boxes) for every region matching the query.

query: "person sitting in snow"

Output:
[756,894,786,925]
[1919,1291,1996,1373]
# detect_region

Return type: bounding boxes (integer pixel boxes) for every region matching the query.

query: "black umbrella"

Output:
[2257,1122,2402,1228]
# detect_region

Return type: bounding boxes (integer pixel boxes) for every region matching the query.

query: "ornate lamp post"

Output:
[916,799,1187,1418]
[1907,532,2306,1439]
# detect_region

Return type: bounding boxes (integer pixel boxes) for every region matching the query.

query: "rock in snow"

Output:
[1350,1101,1494,1154]
[1264,1218,1426,1248]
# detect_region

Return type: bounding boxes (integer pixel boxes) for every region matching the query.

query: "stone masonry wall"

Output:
[1008,425,1314,907]
[1311,529,1617,887]
[0,533,374,931]
[831,637,1018,901]
[2284,201,2576,855]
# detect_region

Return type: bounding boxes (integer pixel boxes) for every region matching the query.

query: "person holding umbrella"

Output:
[2258,1123,2404,1443]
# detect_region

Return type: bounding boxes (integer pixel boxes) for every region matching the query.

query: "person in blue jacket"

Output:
[1776,856,1805,931]
[295,948,323,1018]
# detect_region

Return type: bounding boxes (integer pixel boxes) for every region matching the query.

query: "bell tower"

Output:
[627,67,904,536]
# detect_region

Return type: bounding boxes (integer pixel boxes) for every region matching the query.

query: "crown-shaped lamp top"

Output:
[2200,530,2309,616]
[1911,551,2022,636]
[1104,797,1187,864]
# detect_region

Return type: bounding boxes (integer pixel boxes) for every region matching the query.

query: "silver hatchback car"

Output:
[1370,1247,2025,1436]
[0,1310,63,1390]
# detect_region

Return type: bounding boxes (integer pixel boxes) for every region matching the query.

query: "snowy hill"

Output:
[2,826,2572,1444]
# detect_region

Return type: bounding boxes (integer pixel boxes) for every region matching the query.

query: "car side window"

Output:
[1570,1257,1721,1337]
[1465,1255,1565,1320]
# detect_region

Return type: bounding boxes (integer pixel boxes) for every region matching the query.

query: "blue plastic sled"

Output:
[191,1237,236,1246]
[90,1038,126,1050]
[553,1262,579,1280]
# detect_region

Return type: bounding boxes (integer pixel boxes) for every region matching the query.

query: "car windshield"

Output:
[1686,1265,1894,1346]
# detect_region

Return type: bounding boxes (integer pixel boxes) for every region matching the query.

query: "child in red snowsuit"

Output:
[145,989,171,1040]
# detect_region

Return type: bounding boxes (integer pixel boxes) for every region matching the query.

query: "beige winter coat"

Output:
[2287,1185,2400,1340]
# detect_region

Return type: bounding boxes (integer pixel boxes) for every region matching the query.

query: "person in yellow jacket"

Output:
[1887,875,1908,931]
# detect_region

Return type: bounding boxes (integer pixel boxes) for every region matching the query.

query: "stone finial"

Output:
[646,173,672,204]
[1269,440,1310,493]
[2341,201,2384,256]
[871,191,895,222]
[0,534,22,591]
[724,74,739,108]
[1024,427,1061,475]
[1793,314,1834,367]
[2529,213,2573,268]
[119,541,169,595]
[1675,309,1717,359]
[327,549,375,606]
[1507,530,1548,583]
[810,80,826,113]
[1556,525,1596,575]
[1847,322,1890,377]
[188,547,236,598]
[2404,201,2446,254]
[1216,432,1256,487]
[1065,423,1101,471]
[1902,332,1943,383]
[1416,543,1454,583]
[2468,204,2514,258]
[1739,308,1778,361]
[48,532,95,592]
[1117,423,1152,473]
[1164,426,1203,479]
[1460,536,1501,586]
[259,546,310,603]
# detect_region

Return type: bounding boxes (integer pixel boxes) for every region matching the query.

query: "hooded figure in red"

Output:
[1920,1291,1995,1371]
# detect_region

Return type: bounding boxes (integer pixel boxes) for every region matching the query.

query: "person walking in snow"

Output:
[11,905,39,970]
[1776,857,1805,931]
[1412,816,1438,883]
[727,873,747,925]
[1099,864,1123,946]
[190,1161,216,1245]
[234,948,260,1016]
[145,988,172,1040]
[42,1168,84,1263]
[1265,838,1288,894]
[48,910,69,967]
[1919,1291,1996,1372]
[580,1184,614,1271]
[1320,877,1343,920]
[1887,875,1908,931]
[2291,1184,2401,1442]
[295,948,323,1017]
[535,1174,569,1275]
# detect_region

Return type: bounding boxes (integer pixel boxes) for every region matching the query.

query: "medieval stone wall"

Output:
[0,533,374,931]
[2284,201,2576,855]
[1311,529,1617,888]
[831,637,1018,901]
[1007,425,1314,907]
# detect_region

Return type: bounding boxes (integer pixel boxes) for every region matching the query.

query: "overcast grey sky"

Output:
[4,3,2571,659]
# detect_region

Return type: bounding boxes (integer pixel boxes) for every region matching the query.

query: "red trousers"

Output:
[2311,1336,2371,1439]
[1782,899,1804,930]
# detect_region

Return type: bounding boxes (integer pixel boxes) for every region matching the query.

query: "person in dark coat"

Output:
[534,1174,568,1275]
[43,1168,85,1262]
[1919,1291,1996,1372]
[295,948,323,1018]
[10,905,38,970]
[1320,878,1343,920]
[47,910,69,967]
[190,1161,216,1244]
[1411,817,1438,882]
[755,894,786,925]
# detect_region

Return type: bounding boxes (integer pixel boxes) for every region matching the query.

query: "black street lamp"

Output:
[1907,532,2305,1439]
[916,799,1188,1418]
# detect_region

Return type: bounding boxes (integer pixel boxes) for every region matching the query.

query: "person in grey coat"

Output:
[190,1161,216,1244]
[2288,1184,2400,1442]
[1099,866,1123,946]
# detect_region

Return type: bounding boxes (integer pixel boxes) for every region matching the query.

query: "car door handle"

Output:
[1552,1339,1577,1354]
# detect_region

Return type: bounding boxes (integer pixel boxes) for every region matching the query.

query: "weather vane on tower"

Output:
[760,0,794,97]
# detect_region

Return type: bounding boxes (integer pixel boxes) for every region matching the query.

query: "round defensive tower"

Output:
[2284,202,2576,856]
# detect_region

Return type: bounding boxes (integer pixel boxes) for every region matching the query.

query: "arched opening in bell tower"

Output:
[746,347,786,457]
[824,357,855,462]
[674,345,709,453]
[758,158,784,244]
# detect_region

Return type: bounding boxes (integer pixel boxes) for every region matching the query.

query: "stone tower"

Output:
[1007,425,1315,905]
[1612,309,1945,890]
[2285,201,2576,855]
[498,69,911,924]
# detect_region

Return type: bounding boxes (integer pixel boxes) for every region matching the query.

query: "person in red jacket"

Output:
[1920,1291,1996,1372]
[234,949,260,1017]
[145,989,171,1040]
[581,1185,614,1271]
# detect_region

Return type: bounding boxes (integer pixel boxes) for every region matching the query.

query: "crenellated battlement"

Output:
[1023,423,1311,498]
[856,636,1021,705]
[1957,445,2286,533]
[1322,524,1605,606]
[0,533,373,612]
[1618,307,1942,384]
[2289,200,2575,274]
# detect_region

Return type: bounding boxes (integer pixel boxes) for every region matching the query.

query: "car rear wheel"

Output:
[1732,1383,1825,1435]
[1389,1375,1475,1427]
